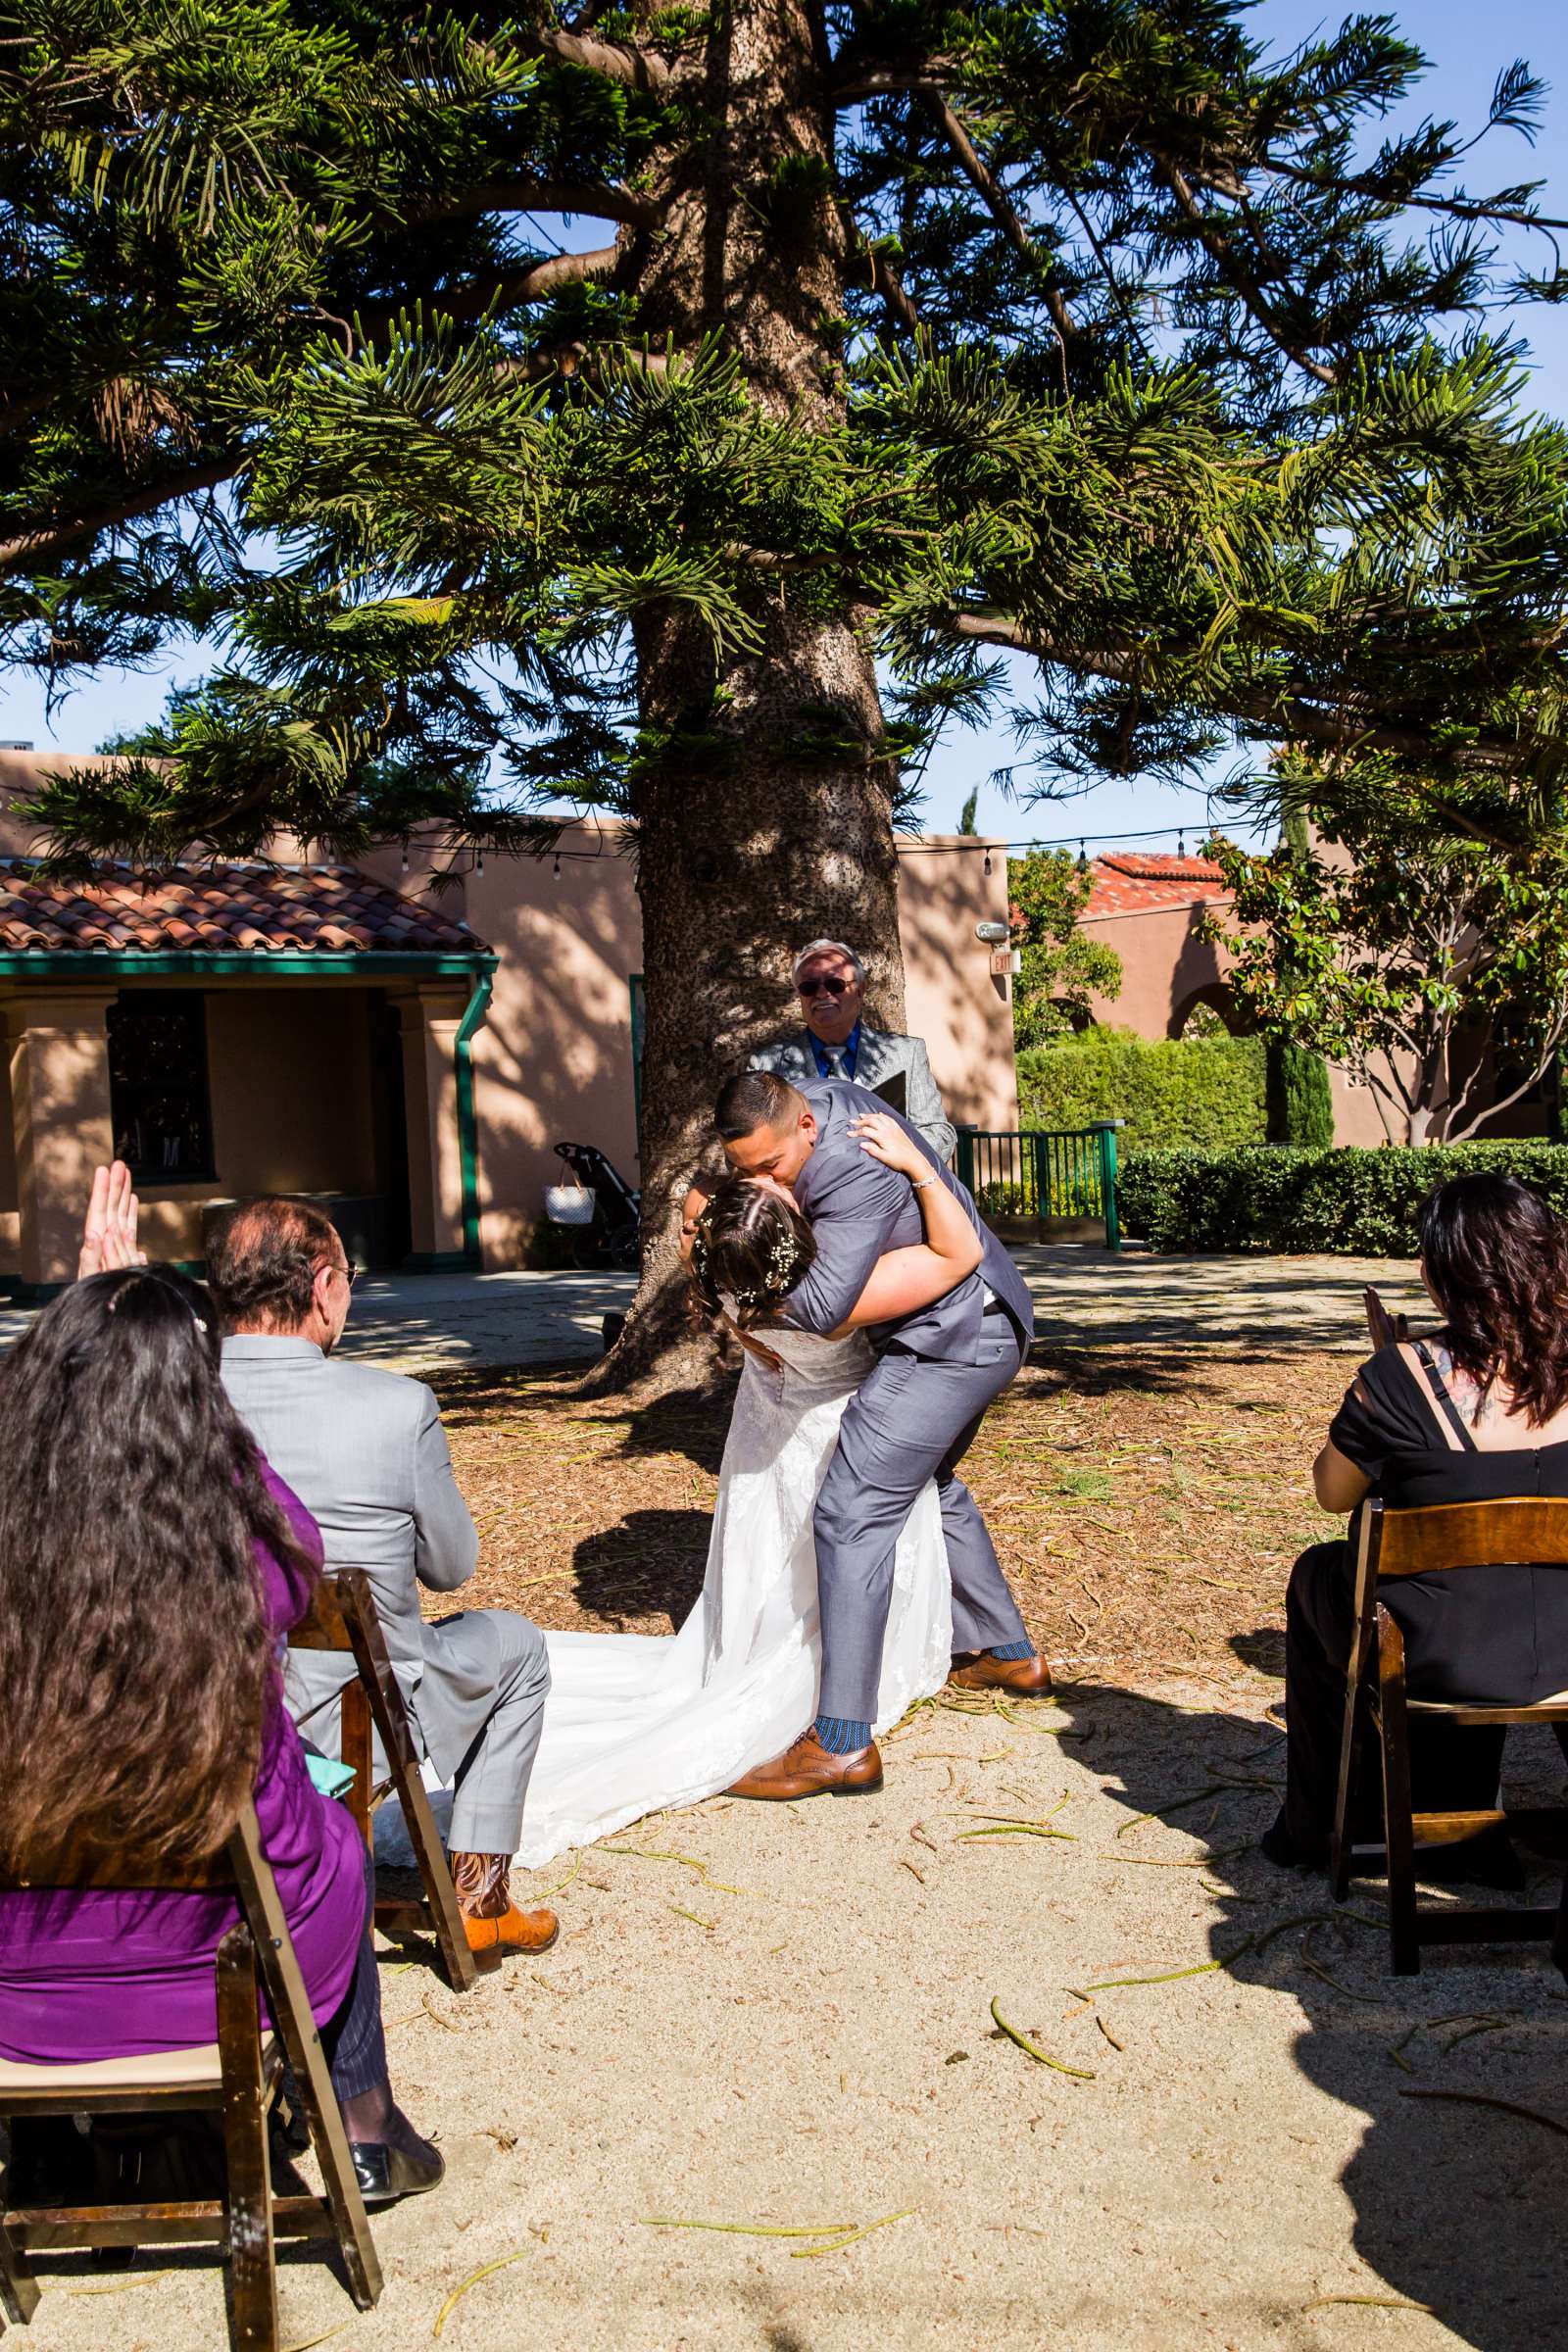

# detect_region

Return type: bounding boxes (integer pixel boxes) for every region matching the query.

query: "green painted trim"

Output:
[0,951,496,982]
[454,971,493,1267]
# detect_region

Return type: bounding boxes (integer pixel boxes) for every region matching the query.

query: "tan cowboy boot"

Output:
[449,1852,559,1964]
[949,1650,1054,1697]
[727,1728,883,1800]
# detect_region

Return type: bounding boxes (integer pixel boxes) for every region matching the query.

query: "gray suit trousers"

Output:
[813,1320,1030,1723]
[289,1608,549,1856]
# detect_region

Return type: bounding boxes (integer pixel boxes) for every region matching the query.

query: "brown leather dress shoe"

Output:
[727,1729,883,1800]
[949,1650,1054,1697]
[450,1851,560,1964]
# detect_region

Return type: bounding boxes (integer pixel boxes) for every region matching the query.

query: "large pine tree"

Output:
[5,0,1568,1378]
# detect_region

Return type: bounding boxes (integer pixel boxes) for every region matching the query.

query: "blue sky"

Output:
[5,0,1565,853]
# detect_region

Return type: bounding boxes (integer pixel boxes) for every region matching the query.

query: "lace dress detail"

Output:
[509,1329,952,1867]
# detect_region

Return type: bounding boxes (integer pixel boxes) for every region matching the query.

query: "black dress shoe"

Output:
[350,2139,445,2206]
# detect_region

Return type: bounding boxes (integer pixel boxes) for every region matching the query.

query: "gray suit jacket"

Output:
[783,1080,1034,1363]
[220,1335,482,1780]
[748,1028,956,1163]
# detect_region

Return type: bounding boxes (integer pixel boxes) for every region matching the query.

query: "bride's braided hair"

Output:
[689,1175,817,1331]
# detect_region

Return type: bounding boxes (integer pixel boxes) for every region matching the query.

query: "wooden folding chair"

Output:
[1330,1496,1568,1974]
[288,1569,477,1991]
[0,1801,381,2350]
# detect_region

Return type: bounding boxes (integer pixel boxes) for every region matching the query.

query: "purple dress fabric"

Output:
[0,1464,366,2064]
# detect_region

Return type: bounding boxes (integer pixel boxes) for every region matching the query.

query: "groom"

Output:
[712,1070,1050,1800]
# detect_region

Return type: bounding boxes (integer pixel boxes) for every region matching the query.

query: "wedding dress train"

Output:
[511,1325,953,1867]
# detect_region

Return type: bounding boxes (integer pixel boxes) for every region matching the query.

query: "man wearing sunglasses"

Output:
[746,939,956,1163]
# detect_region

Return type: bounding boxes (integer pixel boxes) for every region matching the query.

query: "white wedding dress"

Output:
[511,1325,954,1867]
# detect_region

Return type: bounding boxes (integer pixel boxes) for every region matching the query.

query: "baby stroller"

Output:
[546,1142,641,1270]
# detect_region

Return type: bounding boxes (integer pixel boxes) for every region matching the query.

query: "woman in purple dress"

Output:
[0,1262,441,2208]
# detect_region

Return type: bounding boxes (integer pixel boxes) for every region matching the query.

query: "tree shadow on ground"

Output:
[1051,1676,1568,2350]
[1027,1345,1222,1397]
[580,1376,737,1476]
[570,1506,710,1629]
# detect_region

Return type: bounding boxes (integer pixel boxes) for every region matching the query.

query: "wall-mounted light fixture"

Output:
[975,919,1009,944]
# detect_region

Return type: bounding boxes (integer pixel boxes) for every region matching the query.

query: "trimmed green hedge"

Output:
[1118,1142,1568,1256]
[1016,1026,1266,1152]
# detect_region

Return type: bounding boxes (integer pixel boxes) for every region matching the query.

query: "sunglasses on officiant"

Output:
[798,975,852,998]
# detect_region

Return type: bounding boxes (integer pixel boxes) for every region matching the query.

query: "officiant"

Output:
[747,939,956,1163]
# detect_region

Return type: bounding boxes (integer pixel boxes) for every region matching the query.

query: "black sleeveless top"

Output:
[1329,1344,1568,1703]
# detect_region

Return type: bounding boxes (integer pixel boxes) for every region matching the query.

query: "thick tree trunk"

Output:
[579,0,905,1395]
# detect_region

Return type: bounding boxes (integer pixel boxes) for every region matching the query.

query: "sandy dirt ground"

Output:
[16,1675,1568,2352]
[12,1264,1568,2352]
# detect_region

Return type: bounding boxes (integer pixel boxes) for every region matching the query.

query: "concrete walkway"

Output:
[0,1246,1424,1369]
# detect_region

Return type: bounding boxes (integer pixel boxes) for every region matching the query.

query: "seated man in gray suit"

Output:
[209,1198,556,1963]
[749,938,956,1162]
[715,1071,1050,1801]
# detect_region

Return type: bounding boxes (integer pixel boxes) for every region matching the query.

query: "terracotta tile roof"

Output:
[0,860,485,957]
[1081,850,1230,919]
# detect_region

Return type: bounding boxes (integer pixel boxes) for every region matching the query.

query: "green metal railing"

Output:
[955,1121,1121,1251]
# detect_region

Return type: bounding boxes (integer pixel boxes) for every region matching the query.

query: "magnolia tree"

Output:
[1206,803,1568,1145]
[7,0,1568,1379]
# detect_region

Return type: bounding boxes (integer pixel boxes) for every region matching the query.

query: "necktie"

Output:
[824,1048,847,1078]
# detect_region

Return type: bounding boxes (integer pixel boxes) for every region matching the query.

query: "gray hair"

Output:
[791,938,864,986]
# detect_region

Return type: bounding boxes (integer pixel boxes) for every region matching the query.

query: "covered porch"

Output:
[0,860,495,1293]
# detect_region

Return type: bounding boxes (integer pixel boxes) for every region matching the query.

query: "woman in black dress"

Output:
[1266,1171,1568,1877]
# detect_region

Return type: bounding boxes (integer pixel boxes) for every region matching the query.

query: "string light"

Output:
[553,853,562,878]
[983,849,993,876]
[1076,838,1088,873]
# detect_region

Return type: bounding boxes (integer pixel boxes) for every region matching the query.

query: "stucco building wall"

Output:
[2,758,1021,1277]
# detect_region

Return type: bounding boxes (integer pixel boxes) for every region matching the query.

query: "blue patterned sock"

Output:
[989,1641,1036,1661]
[814,1713,872,1753]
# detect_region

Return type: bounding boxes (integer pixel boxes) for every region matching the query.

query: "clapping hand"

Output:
[78,1160,145,1280]
[851,1110,931,1184]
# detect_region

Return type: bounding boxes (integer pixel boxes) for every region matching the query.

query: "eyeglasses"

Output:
[798,975,852,999]
[318,1261,360,1290]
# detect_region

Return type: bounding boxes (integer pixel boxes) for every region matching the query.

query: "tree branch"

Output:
[940,608,1532,781]
[0,455,241,574]
[1155,154,1339,387]
[440,243,624,318]
[525,25,671,92]
[918,93,1076,349]
[405,178,662,229]
[1258,156,1568,237]
[831,65,954,102]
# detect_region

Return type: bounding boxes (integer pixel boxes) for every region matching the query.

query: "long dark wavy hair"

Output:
[689,1175,816,1330]
[1419,1173,1568,1426]
[0,1265,318,1873]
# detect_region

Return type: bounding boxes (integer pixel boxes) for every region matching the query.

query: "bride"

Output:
[511,1112,981,1866]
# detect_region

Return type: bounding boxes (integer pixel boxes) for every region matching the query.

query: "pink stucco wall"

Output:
[362,822,1020,1261]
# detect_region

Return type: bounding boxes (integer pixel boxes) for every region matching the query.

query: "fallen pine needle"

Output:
[432,2248,530,2336]
[57,2270,172,2297]
[956,1824,1075,1842]
[1399,2088,1568,2140]
[1300,2294,1437,2315]
[669,1904,715,1930]
[643,2217,858,2239]
[422,1990,463,2033]
[282,2327,355,2352]
[603,1846,753,1896]
[1298,1955,1382,2004]
[1441,2017,1513,2052]
[1078,1938,1255,1991]
[899,1856,927,1885]
[989,1996,1096,2080]
[792,2209,914,2259]
[1095,2014,1125,2052]
[533,1850,586,1902]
